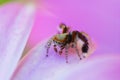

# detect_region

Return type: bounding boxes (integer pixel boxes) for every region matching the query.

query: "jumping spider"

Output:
[45,23,89,63]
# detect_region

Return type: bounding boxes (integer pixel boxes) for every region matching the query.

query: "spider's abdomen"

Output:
[72,31,89,53]
[78,32,89,53]
[82,43,89,53]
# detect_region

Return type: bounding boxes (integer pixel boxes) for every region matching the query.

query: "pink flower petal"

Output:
[12,40,120,80]
[0,3,36,80]
[65,54,120,80]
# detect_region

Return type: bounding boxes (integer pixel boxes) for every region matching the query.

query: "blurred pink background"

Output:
[28,0,120,54]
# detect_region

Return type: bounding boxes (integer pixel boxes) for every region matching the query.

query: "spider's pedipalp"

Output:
[53,44,58,53]
[59,46,65,55]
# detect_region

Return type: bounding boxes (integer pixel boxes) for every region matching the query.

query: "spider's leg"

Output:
[45,39,53,57]
[65,44,70,63]
[65,49,68,63]
[53,44,58,53]
[59,46,65,55]
[74,42,82,60]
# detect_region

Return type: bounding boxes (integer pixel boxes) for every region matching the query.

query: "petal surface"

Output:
[11,39,120,80]
[0,2,36,80]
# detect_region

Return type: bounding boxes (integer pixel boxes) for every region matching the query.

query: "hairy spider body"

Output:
[45,23,89,63]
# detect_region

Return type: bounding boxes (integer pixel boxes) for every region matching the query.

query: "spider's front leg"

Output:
[45,39,53,57]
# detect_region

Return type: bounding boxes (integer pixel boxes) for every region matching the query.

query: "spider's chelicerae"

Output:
[45,23,89,63]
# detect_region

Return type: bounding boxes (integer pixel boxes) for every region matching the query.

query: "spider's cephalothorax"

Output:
[45,23,89,63]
